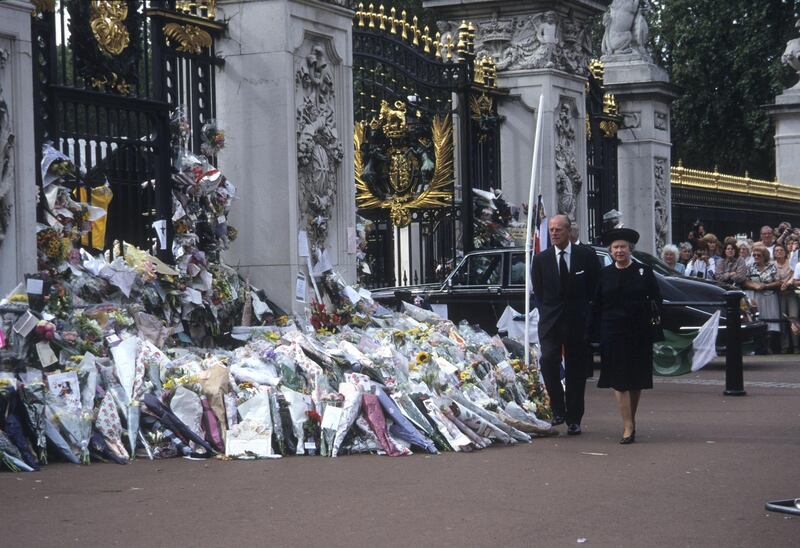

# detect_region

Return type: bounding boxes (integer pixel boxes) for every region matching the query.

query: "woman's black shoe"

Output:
[619,430,636,445]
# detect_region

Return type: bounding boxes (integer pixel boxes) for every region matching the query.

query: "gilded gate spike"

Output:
[368,4,375,28]
[434,31,442,59]
[389,7,397,34]
[357,3,365,27]
[467,21,476,54]
[401,10,408,40]
[412,16,420,45]
[423,26,431,53]
[378,5,386,31]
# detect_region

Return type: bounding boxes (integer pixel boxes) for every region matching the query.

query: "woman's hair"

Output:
[661,244,679,260]
[738,240,752,252]
[694,239,709,252]
[723,237,739,258]
[773,242,787,256]
[751,242,768,260]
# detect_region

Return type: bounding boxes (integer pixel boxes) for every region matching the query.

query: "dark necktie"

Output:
[559,250,569,294]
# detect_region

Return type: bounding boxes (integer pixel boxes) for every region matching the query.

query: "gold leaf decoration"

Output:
[163,23,213,54]
[90,1,130,56]
[355,112,454,227]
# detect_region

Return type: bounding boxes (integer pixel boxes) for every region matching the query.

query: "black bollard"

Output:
[724,290,746,396]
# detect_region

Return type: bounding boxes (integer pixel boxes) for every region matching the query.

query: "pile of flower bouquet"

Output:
[1,278,554,470]
[0,123,554,473]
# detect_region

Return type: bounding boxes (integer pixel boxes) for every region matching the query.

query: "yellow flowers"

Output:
[416,351,430,365]
[163,373,200,391]
[458,370,474,383]
[8,294,28,303]
[262,331,280,342]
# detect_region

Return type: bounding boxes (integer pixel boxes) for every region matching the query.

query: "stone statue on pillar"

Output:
[601,0,651,59]
[782,20,800,90]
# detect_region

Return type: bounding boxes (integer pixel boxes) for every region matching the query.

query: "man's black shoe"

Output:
[552,415,565,426]
[567,424,582,435]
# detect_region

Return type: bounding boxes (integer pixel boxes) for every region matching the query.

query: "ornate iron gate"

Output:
[585,60,621,244]
[353,5,502,288]
[31,1,224,257]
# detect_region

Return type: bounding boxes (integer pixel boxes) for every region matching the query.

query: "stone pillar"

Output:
[769,24,800,186]
[601,1,677,255]
[216,0,355,314]
[426,0,605,241]
[770,93,800,185]
[0,1,37,296]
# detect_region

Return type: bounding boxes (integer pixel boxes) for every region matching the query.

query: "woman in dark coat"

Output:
[593,228,662,444]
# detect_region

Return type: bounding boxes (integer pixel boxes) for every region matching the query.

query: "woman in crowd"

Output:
[661,244,684,273]
[743,243,781,353]
[678,242,693,268]
[593,228,661,445]
[715,237,747,286]
[788,237,799,269]
[773,243,798,353]
[685,241,716,280]
[703,234,722,263]
[738,240,755,267]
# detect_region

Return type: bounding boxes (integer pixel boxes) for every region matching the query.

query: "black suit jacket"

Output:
[531,244,601,343]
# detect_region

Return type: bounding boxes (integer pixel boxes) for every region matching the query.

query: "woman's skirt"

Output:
[598,333,654,391]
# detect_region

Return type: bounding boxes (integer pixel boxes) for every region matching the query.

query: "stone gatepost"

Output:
[216,0,355,314]
[769,20,800,186]
[0,1,37,296]
[601,1,676,255]
[426,0,606,241]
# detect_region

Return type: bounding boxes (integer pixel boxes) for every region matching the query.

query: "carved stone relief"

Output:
[458,11,593,74]
[654,156,669,254]
[295,40,343,258]
[654,111,667,130]
[620,110,641,129]
[0,49,14,249]
[601,0,652,60]
[555,98,582,221]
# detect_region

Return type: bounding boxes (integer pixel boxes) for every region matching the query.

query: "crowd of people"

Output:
[660,222,800,354]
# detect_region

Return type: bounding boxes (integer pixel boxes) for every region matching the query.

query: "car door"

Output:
[432,251,505,332]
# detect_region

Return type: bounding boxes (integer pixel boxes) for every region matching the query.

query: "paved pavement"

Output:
[2,355,798,547]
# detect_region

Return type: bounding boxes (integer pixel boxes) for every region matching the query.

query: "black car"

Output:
[372,246,765,346]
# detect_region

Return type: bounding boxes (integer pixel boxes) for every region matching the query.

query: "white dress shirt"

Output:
[554,241,572,274]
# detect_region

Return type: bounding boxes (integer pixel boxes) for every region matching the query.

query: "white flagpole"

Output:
[524,94,545,368]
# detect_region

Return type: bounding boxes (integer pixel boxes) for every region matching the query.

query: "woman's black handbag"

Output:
[650,299,665,342]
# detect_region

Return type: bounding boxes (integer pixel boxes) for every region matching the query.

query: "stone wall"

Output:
[216,0,355,313]
[0,1,38,296]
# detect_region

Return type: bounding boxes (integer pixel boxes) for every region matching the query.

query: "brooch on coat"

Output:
[639,268,644,276]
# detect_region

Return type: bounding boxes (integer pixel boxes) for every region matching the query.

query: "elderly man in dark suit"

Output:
[532,214,600,435]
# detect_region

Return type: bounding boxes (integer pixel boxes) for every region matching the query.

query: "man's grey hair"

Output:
[550,213,572,228]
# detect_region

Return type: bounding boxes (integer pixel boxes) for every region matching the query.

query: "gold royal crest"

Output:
[355,100,454,227]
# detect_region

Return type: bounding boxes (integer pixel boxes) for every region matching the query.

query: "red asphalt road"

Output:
[2,356,798,548]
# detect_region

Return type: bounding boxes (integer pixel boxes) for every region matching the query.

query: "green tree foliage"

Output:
[653,0,799,179]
